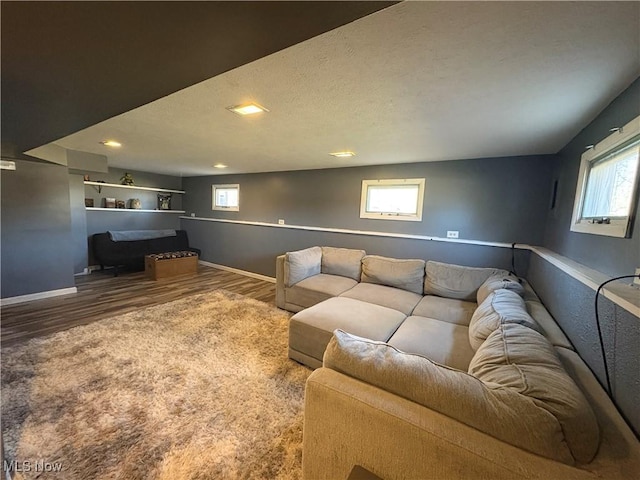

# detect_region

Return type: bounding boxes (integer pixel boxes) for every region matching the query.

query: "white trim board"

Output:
[0,287,78,306]
[183,216,639,317]
[198,260,276,283]
[181,216,527,250]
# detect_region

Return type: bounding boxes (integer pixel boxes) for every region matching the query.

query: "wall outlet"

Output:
[446,230,459,239]
[278,219,285,225]
[634,268,640,286]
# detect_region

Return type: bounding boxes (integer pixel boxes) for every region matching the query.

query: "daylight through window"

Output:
[571,115,640,238]
[360,178,425,221]
[212,184,240,211]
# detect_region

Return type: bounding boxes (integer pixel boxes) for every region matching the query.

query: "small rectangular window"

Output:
[571,115,640,238]
[212,184,239,211]
[360,178,425,221]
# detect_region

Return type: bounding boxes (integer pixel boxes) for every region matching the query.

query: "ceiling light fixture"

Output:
[214,163,228,169]
[226,103,269,116]
[100,140,122,147]
[329,151,356,158]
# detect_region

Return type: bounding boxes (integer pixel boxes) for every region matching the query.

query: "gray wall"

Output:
[82,168,184,267]
[543,77,640,277]
[182,155,553,277]
[69,174,89,274]
[528,255,639,436]
[530,77,640,436]
[1,160,76,298]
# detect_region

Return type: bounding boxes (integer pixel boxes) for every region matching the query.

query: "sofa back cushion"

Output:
[361,255,426,294]
[469,323,599,464]
[468,289,541,351]
[321,247,366,281]
[324,329,599,465]
[477,274,525,304]
[285,246,322,287]
[424,261,507,300]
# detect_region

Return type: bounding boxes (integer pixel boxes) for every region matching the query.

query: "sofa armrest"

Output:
[303,368,595,480]
[276,254,286,309]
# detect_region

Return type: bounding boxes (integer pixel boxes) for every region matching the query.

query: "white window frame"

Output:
[570,115,640,238]
[212,184,240,212]
[360,178,425,222]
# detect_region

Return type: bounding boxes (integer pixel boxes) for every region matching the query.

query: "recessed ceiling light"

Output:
[214,163,228,169]
[226,103,269,116]
[329,151,356,158]
[100,140,122,147]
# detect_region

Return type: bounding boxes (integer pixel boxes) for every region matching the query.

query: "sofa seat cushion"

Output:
[340,283,422,315]
[412,295,476,326]
[321,246,366,281]
[289,297,406,366]
[469,323,599,464]
[361,255,426,294]
[286,274,357,309]
[424,261,508,300]
[325,329,598,466]
[388,316,475,371]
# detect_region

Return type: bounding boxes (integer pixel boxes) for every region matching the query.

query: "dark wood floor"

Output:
[0,265,276,347]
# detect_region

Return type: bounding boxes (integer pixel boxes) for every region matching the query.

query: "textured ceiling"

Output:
[20,2,640,176]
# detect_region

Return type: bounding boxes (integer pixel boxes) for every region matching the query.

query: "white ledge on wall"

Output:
[181,216,640,317]
[87,208,186,213]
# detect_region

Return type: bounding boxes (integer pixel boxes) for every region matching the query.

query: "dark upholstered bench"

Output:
[92,230,201,276]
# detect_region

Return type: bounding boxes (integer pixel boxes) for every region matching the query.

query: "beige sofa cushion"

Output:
[340,283,422,315]
[361,255,425,295]
[424,261,507,300]
[286,274,358,309]
[285,246,322,287]
[388,316,476,370]
[412,295,476,325]
[468,289,542,351]
[321,247,366,281]
[324,329,598,465]
[477,274,525,304]
[469,323,599,464]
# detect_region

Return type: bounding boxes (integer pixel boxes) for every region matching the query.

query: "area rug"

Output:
[1,290,311,479]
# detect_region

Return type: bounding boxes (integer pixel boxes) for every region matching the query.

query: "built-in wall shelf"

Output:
[86,207,186,214]
[84,181,185,194]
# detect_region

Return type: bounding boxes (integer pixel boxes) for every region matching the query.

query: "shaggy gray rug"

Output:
[1,290,311,479]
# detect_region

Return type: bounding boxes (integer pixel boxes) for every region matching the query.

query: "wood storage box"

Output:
[145,253,198,280]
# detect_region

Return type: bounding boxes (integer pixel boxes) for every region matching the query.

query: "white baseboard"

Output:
[198,260,276,283]
[0,287,78,306]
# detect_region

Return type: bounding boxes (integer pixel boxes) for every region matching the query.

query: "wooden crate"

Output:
[145,254,198,280]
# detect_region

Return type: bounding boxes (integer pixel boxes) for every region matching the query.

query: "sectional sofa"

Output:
[275,246,640,480]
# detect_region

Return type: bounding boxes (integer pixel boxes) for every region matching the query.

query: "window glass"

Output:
[360,179,425,221]
[570,114,640,238]
[581,142,639,219]
[212,184,239,211]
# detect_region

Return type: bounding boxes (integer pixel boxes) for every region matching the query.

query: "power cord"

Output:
[594,274,640,395]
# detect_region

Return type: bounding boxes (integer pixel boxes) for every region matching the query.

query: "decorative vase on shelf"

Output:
[120,172,135,185]
[129,198,142,209]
